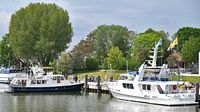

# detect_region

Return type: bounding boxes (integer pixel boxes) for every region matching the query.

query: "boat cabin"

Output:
[138,82,181,94]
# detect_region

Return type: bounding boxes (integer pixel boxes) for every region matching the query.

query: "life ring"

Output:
[173,85,177,90]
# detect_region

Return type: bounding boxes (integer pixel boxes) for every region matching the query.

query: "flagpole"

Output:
[176,37,180,81]
[161,39,163,66]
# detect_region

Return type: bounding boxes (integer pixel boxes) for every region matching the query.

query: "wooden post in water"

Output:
[195,82,199,103]
[85,75,89,92]
[97,75,101,93]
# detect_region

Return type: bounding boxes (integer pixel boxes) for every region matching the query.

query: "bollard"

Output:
[85,75,89,92]
[195,82,199,103]
[97,76,101,93]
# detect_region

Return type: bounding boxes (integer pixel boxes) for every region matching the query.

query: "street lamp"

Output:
[126,60,128,73]
[84,56,87,71]
[56,54,60,73]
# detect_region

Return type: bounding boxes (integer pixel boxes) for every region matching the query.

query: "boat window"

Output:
[120,76,128,80]
[12,79,17,84]
[122,83,127,88]
[122,83,134,89]
[61,77,64,80]
[22,80,26,86]
[18,80,22,85]
[37,80,41,84]
[128,84,134,89]
[42,80,46,84]
[142,85,146,90]
[31,80,36,84]
[147,85,151,90]
[53,77,56,80]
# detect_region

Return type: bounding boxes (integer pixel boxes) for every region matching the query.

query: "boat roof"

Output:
[137,80,185,85]
[47,74,64,77]
[120,72,137,76]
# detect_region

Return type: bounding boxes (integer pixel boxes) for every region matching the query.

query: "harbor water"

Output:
[0,84,199,112]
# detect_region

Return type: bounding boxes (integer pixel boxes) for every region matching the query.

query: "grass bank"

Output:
[76,70,127,81]
[171,75,200,82]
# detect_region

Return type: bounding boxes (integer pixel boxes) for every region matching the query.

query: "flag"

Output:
[167,37,178,51]
[155,38,162,49]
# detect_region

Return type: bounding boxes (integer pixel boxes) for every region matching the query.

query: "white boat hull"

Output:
[110,90,198,106]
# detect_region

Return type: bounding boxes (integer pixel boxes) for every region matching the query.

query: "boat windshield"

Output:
[31,80,47,84]
[11,79,28,86]
[119,75,134,81]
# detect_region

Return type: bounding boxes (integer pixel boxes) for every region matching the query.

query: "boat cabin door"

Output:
[57,76,60,83]
[22,80,26,86]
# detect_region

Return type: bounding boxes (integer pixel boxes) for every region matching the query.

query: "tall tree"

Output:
[175,27,200,50]
[181,37,200,63]
[9,3,73,65]
[0,34,16,67]
[85,57,98,70]
[88,25,134,64]
[71,51,85,71]
[70,39,94,71]
[131,28,170,68]
[71,38,95,58]
[58,52,73,75]
[105,47,126,69]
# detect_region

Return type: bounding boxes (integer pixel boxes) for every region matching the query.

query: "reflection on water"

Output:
[107,99,199,112]
[0,84,199,112]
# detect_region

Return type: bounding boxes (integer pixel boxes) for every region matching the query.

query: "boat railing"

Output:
[15,73,28,78]
[143,77,169,81]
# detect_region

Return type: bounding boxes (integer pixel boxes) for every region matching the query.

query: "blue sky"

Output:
[0,0,199,51]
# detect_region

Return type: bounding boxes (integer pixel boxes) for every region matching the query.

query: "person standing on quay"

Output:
[104,71,108,81]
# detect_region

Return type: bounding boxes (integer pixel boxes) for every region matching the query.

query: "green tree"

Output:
[131,48,148,69]
[131,28,170,68]
[71,39,93,71]
[58,52,73,75]
[89,25,134,64]
[0,34,16,67]
[105,47,126,69]
[181,37,200,63]
[71,52,85,71]
[9,3,73,65]
[85,57,98,70]
[175,27,200,50]
[166,55,178,68]
[71,38,95,58]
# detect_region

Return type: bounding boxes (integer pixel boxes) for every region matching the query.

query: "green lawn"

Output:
[171,75,200,82]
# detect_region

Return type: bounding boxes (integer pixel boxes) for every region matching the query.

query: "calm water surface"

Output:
[0,84,199,112]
